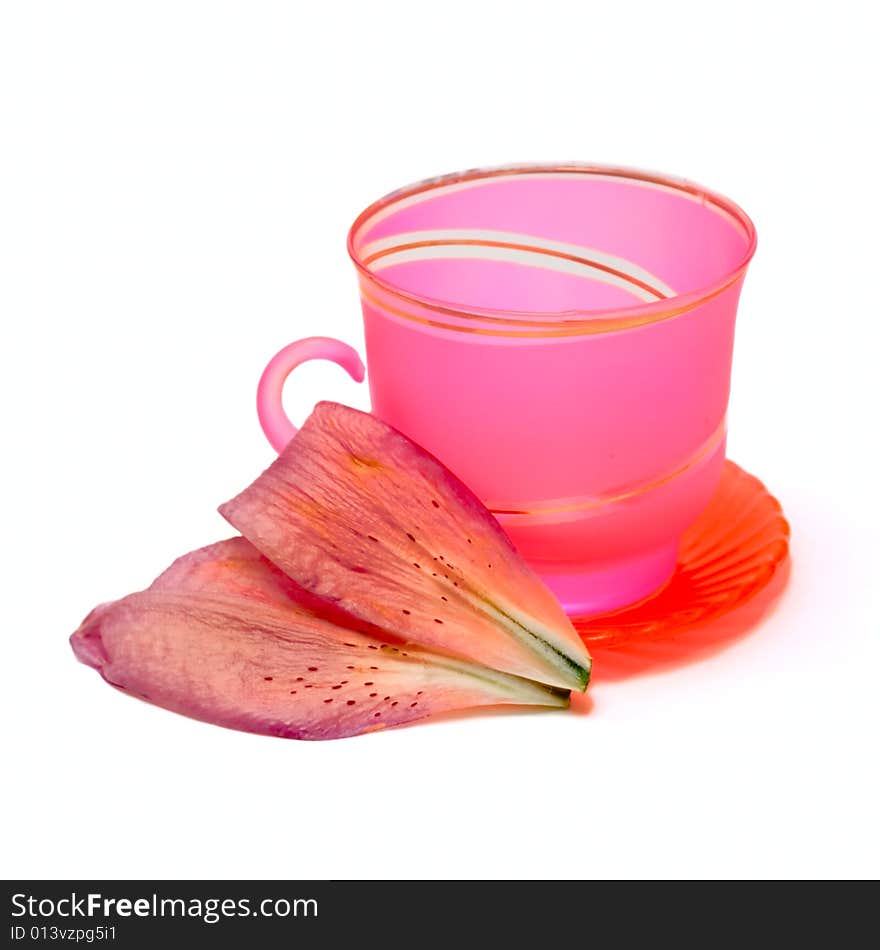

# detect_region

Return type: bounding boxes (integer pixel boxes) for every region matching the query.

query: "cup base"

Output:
[537,543,679,618]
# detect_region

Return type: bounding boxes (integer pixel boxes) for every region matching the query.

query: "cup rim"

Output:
[346,162,757,335]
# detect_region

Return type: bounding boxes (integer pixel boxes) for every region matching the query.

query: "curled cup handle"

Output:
[256,337,366,452]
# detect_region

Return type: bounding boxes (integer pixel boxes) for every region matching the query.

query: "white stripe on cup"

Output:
[363,229,676,302]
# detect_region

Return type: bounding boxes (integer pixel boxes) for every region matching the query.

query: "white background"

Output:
[2,0,878,880]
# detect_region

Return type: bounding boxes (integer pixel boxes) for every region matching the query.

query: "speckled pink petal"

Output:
[71,539,567,740]
[220,402,591,691]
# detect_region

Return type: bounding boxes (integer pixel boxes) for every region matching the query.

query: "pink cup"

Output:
[257,164,756,616]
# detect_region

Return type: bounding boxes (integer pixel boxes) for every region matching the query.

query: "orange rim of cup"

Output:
[347,163,757,338]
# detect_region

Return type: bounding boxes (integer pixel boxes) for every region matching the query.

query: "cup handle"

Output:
[257,336,366,452]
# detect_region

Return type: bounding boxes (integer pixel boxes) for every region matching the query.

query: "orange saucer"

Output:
[572,461,790,647]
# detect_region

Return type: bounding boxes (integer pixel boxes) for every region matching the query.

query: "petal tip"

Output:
[70,611,109,671]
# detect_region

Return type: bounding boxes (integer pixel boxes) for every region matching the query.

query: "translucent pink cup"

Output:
[257,164,756,616]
